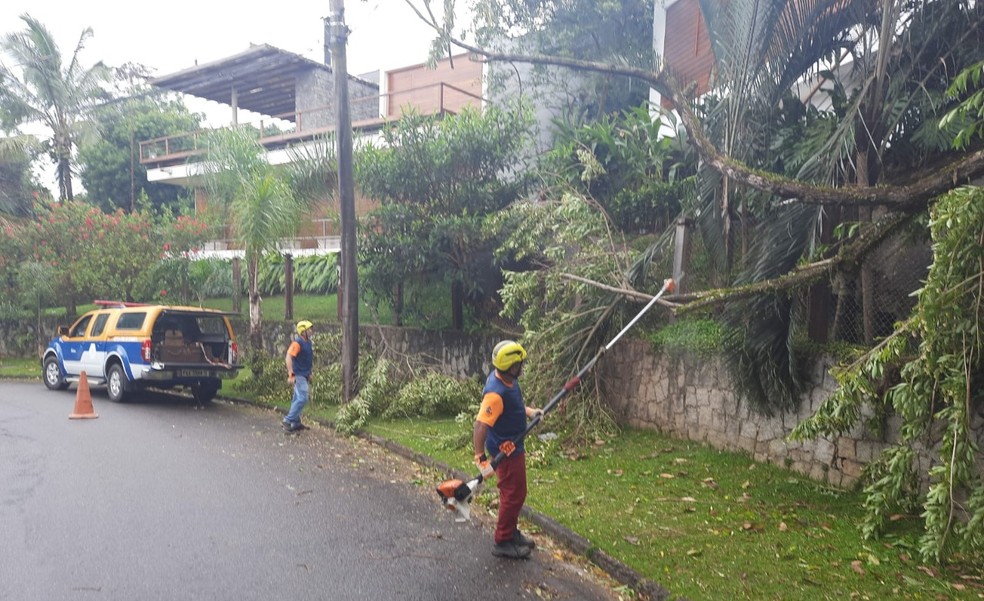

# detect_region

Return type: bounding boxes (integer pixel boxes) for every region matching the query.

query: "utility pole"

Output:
[329,0,359,401]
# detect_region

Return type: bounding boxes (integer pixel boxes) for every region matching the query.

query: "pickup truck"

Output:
[42,303,241,404]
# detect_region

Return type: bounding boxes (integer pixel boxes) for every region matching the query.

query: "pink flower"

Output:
[160,289,167,297]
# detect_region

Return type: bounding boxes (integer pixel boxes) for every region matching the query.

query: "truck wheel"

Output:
[192,381,219,404]
[43,356,69,391]
[107,364,128,403]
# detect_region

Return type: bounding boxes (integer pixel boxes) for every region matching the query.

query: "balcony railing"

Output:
[139,82,483,166]
[192,218,341,258]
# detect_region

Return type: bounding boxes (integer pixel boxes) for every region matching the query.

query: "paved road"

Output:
[0,380,618,601]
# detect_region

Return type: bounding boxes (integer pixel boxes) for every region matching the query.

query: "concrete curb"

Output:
[361,431,675,601]
[220,394,677,600]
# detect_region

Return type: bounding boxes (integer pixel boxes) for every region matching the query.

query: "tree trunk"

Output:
[247,256,263,353]
[451,280,464,330]
[231,257,242,314]
[394,281,404,327]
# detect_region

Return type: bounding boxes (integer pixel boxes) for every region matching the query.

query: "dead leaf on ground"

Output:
[624,536,640,545]
[778,522,788,532]
[674,457,688,464]
[659,473,675,479]
[741,480,752,489]
[686,548,702,557]
[889,513,906,521]
[702,478,718,489]
[917,566,938,578]
[681,496,697,503]
[851,560,865,576]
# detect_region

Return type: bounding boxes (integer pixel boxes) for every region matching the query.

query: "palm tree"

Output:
[685,0,984,408]
[202,127,303,351]
[0,14,111,200]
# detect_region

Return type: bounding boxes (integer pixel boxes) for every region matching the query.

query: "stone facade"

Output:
[595,339,984,489]
[295,70,379,131]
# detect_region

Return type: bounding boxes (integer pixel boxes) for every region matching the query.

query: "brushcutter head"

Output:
[436,477,482,522]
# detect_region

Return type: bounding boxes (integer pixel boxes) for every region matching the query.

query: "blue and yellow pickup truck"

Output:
[42,302,241,404]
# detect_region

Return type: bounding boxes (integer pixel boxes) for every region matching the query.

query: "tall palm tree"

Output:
[0,14,111,200]
[202,127,303,351]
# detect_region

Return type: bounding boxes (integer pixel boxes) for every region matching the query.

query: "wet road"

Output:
[0,380,618,601]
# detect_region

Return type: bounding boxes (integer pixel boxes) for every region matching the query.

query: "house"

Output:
[141,43,484,257]
[139,6,716,256]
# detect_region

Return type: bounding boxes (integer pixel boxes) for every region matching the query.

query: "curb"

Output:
[361,432,675,601]
[219,394,678,601]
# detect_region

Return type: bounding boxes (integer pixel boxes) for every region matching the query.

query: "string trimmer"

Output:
[436,278,675,522]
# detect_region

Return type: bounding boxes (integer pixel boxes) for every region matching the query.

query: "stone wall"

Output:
[595,339,984,489]
[241,320,500,381]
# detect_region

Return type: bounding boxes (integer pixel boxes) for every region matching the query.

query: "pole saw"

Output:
[436,278,675,522]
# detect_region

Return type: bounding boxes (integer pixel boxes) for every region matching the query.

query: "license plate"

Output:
[179,369,211,378]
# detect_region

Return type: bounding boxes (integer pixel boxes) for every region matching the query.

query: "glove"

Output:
[527,408,544,420]
[476,453,494,479]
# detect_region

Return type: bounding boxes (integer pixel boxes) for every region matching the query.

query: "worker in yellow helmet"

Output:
[283,320,314,432]
[473,340,543,559]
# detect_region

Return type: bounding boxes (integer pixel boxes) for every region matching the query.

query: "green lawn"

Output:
[359,416,982,601]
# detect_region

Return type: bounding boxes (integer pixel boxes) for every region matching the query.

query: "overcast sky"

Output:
[0,0,445,78]
[0,1,461,191]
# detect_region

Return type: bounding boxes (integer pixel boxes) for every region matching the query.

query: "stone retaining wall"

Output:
[596,339,984,489]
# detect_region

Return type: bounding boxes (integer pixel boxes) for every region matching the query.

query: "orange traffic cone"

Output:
[69,371,98,420]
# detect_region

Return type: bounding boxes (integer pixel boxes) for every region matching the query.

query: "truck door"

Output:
[80,312,111,378]
[60,314,94,376]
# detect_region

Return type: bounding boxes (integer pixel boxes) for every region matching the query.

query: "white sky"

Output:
[0,0,460,192]
[0,0,444,79]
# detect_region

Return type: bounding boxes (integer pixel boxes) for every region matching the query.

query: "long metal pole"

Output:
[329,0,359,401]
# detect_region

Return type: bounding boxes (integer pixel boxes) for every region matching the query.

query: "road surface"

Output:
[0,380,619,601]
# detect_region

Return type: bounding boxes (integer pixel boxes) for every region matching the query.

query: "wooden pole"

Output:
[284,253,294,321]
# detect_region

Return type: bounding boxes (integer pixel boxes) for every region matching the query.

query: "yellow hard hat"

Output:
[296,320,313,335]
[492,340,527,371]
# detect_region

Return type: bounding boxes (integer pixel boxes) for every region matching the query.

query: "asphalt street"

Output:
[0,380,619,601]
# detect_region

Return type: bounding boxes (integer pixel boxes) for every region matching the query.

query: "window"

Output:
[90,314,110,337]
[69,315,93,338]
[197,317,228,336]
[116,312,147,330]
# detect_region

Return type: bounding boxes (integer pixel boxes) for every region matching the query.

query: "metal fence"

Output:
[668,220,929,347]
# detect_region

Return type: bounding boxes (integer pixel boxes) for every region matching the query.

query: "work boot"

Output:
[492,540,531,559]
[513,529,536,550]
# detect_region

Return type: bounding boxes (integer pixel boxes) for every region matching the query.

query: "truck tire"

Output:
[43,356,69,391]
[107,364,128,403]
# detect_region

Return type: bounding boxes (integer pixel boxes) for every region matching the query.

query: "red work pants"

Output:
[494,452,527,544]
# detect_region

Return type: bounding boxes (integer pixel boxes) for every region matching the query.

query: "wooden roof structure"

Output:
[151,44,361,121]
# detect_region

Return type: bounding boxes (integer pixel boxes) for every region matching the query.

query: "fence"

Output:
[668,218,929,346]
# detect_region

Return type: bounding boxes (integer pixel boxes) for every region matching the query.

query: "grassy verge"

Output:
[359,415,982,601]
[0,357,38,378]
